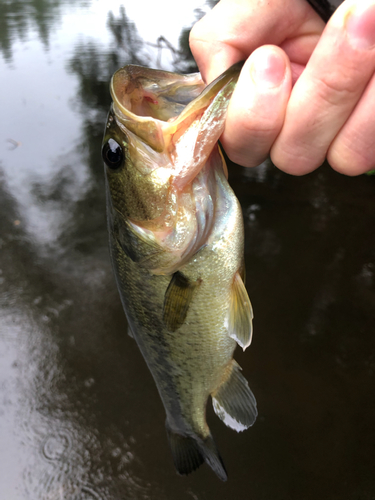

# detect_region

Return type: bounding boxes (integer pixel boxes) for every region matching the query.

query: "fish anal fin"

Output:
[212,360,257,432]
[163,272,201,332]
[228,271,253,350]
[166,424,227,481]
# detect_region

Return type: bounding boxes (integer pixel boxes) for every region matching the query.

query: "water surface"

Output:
[0,1,374,499]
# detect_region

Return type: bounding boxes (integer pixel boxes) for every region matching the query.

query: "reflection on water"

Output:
[0,0,74,61]
[0,0,375,499]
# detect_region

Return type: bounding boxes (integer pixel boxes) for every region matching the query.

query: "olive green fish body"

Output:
[103,62,257,480]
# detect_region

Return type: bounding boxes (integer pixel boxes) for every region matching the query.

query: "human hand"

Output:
[190,0,375,175]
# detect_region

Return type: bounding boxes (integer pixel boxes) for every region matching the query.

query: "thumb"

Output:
[221,45,292,168]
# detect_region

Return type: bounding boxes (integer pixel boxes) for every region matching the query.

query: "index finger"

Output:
[189,0,324,83]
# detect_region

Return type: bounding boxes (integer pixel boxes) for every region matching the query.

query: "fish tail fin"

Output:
[212,360,258,432]
[198,434,227,481]
[166,423,227,481]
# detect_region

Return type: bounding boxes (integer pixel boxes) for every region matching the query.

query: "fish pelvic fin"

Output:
[228,271,253,350]
[212,360,257,432]
[166,424,227,481]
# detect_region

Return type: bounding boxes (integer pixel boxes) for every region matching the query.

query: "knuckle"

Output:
[189,8,215,46]
[328,144,375,175]
[314,65,364,107]
[224,122,279,167]
[222,130,271,167]
[271,141,323,175]
[226,148,267,168]
[240,120,278,139]
[188,23,203,52]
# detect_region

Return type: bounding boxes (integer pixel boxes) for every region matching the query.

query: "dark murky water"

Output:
[1,1,374,499]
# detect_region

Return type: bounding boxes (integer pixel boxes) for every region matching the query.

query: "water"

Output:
[0,1,374,499]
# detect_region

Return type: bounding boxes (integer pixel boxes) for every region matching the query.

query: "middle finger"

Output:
[271,0,375,175]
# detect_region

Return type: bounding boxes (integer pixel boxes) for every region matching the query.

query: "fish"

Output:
[102,61,257,481]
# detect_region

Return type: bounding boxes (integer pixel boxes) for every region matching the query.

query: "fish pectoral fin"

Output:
[166,424,227,481]
[228,271,253,351]
[212,360,257,432]
[163,272,201,332]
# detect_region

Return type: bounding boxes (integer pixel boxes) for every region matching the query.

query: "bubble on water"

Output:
[246,203,261,223]
[111,447,121,458]
[129,435,136,445]
[42,430,72,461]
[358,262,374,287]
[84,377,95,388]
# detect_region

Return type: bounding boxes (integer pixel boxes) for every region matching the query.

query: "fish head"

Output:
[102,66,206,223]
[102,63,242,271]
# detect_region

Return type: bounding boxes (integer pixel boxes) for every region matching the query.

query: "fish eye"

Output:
[102,138,123,169]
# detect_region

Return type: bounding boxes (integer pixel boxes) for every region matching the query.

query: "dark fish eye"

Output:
[102,138,123,169]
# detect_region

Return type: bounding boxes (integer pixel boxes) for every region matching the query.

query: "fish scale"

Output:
[103,61,257,481]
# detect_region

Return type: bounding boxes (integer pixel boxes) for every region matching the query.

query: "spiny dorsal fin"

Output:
[228,271,253,350]
[163,272,201,332]
[212,360,257,432]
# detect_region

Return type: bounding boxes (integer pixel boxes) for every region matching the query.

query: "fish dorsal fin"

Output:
[212,360,257,432]
[228,271,253,351]
[163,272,201,332]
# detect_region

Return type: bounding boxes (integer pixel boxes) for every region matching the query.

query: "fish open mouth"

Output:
[111,65,205,122]
[109,62,242,153]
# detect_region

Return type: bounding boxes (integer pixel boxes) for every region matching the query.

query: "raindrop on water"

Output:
[42,430,72,461]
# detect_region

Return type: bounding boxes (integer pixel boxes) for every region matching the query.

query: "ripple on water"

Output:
[80,485,102,500]
[42,430,72,461]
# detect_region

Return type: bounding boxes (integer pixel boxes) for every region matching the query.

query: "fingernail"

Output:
[250,49,286,88]
[346,1,375,50]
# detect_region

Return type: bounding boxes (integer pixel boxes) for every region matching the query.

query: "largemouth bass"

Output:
[102,62,257,481]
